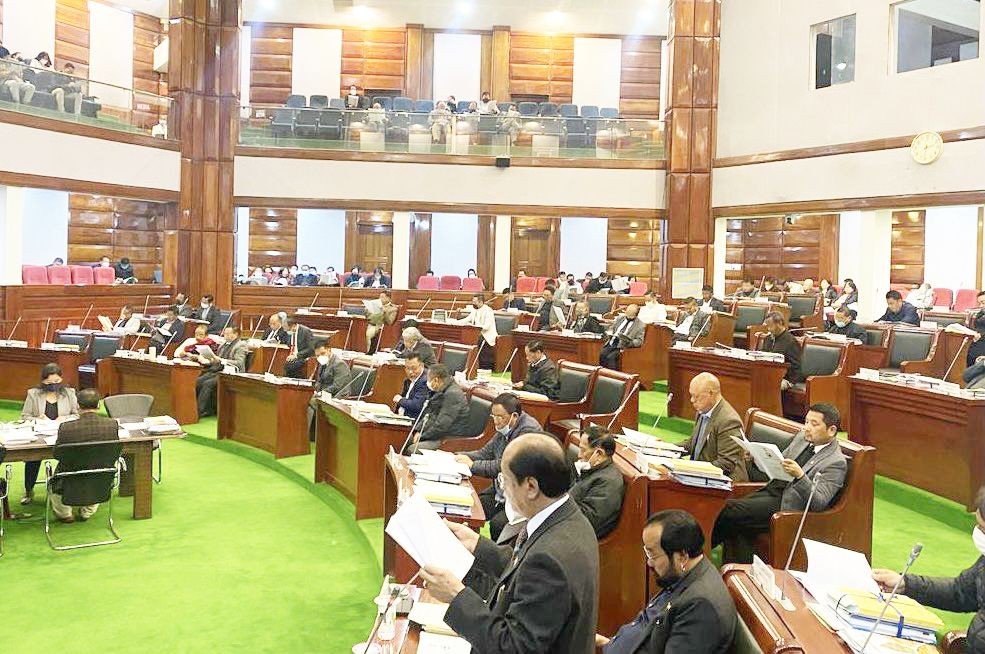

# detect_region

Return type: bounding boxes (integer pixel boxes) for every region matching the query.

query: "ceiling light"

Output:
[835,61,848,70]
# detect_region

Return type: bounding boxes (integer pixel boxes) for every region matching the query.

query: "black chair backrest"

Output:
[478,115,498,131]
[286,94,306,108]
[320,108,342,124]
[440,346,469,375]
[272,107,295,122]
[924,313,965,327]
[346,364,377,398]
[800,344,842,378]
[463,395,492,438]
[747,420,797,450]
[586,296,615,315]
[590,375,626,414]
[494,314,519,336]
[566,117,587,134]
[296,108,319,125]
[91,334,123,361]
[889,331,933,368]
[735,305,767,332]
[329,98,344,109]
[787,296,818,322]
[52,441,122,506]
[310,94,329,108]
[559,366,592,403]
[56,332,90,351]
[864,328,885,347]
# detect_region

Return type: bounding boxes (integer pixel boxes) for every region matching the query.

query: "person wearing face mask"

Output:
[456,294,497,369]
[873,486,985,654]
[176,324,219,361]
[346,266,365,288]
[150,306,183,350]
[569,425,625,539]
[408,364,470,451]
[455,393,542,541]
[570,300,605,334]
[291,265,313,286]
[512,340,560,400]
[263,312,292,346]
[711,403,847,561]
[19,363,80,506]
[826,306,867,340]
[195,326,249,417]
[757,311,803,390]
[195,294,225,334]
[307,340,354,438]
[638,291,668,325]
[598,510,737,653]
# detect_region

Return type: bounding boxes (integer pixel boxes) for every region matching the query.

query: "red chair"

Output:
[93,266,116,284]
[417,275,440,291]
[534,277,549,292]
[70,265,94,284]
[440,275,462,291]
[47,265,72,284]
[21,265,49,285]
[461,277,485,292]
[628,281,647,296]
[933,288,954,309]
[515,276,537,293]
[954,288,980,312]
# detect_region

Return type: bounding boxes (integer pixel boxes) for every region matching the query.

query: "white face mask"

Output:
[834,319,848,328]
[317,355,330,366]
[574,460,591,476]
[503,493,524,525]
[973,526,985,557]
[201,302,209,309]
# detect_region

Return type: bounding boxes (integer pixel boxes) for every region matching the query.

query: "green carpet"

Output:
[1,388,979,646]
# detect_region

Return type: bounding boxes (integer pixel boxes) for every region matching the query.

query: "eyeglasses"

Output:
[642,546,667,563]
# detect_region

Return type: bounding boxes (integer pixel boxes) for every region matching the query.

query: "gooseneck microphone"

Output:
[860,543,923,653]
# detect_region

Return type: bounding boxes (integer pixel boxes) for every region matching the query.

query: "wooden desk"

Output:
[622,322,674,389]
[350,359,407,407]
[508,329,605,382]
[466,382,555,429]
[294,312,366,352]
[383,454,486,583]
[417,320,482,348]
[668,347,787,420]
[217,373,313,458]
[314,398,411,519]
[246,343,291,376]
[0,346,83,401]
[849,376,985,510]
[3,430,184,520]
[96,356,201,425]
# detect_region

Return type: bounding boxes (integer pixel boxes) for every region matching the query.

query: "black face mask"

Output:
[42,383,63,393]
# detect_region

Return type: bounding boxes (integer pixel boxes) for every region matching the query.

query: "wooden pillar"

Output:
[405,23,424,100]
[477,215,496,292]
[164,0,240,307]
[659,0,720,300]
[490,26,511,103]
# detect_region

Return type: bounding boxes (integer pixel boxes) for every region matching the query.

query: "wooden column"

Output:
[477,215,496,291]
[659,0,720,299]
[165,0,240,306]
[490,26,511,103]
[405,23,424,100]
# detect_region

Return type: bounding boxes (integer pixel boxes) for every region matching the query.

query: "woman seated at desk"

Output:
[19,363,79,506]
[176,324,219,362]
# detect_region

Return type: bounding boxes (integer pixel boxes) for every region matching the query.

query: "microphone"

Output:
[6,316,22,341]
[942,335,971,382]
[689,312,714,346]
[142,294,150,318]
[220,309,236,334]
[43,318,51,345]
[466,338,487,378]
[399,395,432,456]
[779,474,820,608]
[326,365,364,400]
[416,296,432,319]
[860,543,923,653]
[501,347,519,376]
[605,380,640,430]
[308,292,320,312]
[81,303,94,330]
[354,361,379,402]
[342,318,353,352]
[249,314,265,341]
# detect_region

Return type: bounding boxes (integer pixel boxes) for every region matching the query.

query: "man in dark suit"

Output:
[456,393,543,540]
[570,425,625,539]
[534,288,564,331]
[826,306,867,341]
[397,326,437,367]
[283,316,315,379]
[411,364,470,451]
[113,257,135,281]
[683,373,748,481]
[584,272,601,294]
[876,289,921,326]
[600,304,645,370]
[421,432,600,654]
[502,289,527,312]
[263,312,292,345]
[513,340,560,400]
[712,403,848,560]
[392,353,430,419]
[195,325,250,416]
[599,510,737,653]
[49,388,119,523]
[149,305,182,350]
[174,292,197,318]
[196,294,225,335]
[697,285,727,312]
[757,311,803,390]
[570,301,605,334]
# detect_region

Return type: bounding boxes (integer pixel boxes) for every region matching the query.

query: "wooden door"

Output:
[346,211,394,272]
[510,216,559,278]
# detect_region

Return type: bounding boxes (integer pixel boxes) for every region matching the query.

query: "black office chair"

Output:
[294,109,320,138]
[317,109,343,140]
[518,102,538,117]
[328,97,345,109]
[309,94,329,109]
[345,364,378,399]
[271,107,296,138]
[372,96,393,111]
[103,394,161,484]
[44,441,125,551]
[286,94,306,109]
[79,334,123,388]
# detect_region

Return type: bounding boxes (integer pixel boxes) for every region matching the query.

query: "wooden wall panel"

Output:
[55,0,89,76]
[67,193,168,281]
[342,28,406,96]
[607,217,661,291]
[891,210,926,285]
[248,207,297,268]
[251,25,293,105]
[620,36,662,118]
[509,34,573,104]
[510,216,560,277]
[132,12,167,130]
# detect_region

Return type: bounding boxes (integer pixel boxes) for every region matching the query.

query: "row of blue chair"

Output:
[283,94,620,119]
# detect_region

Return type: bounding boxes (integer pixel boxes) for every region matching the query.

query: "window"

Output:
[895,0,980,73]
[812,15,857,89]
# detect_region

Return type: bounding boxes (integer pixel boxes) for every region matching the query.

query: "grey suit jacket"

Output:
[405,339,438,367]
[22,387,79,420]
[775,434,848,512]
[446,497,600,653]
[683,399,748,482]
[608,316,645,349]
[217,339,249,373]
[316,356,352,396]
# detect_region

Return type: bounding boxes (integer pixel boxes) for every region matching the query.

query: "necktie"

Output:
[795,444,814,468]
[511,525,529,566]
[290,330,297,356]
[691,414,709,460]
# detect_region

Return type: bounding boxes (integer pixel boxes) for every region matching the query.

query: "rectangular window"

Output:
[812,14,856,89]
[895,0,980,73]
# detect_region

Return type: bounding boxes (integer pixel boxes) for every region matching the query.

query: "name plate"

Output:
[0,339,29,348]
[750,555,780,601]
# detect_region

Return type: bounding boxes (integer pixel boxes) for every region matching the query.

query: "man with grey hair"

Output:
[397,326,437,366]
[683,373,747,481]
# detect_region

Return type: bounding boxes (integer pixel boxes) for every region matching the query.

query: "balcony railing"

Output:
[239,105,665,161]
[0,58,171,139]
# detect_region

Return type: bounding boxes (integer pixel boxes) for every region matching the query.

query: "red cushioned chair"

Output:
[515,276,537,293]
[534,277,549,292]
[954,289,979,312]
[933,288,954,309]
[22,265,49,285]
[47,265,72,284]
[628,281,647,296]
[417,275,440,291]
[461,277,484,292]
[93,267,116,284]
[70,265,94,284]
[439,275,462,291]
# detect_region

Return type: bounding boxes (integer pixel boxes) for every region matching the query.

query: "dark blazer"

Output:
[315,355,352,395]
[290,324,316,360]
[402,339,438,367]
[876,301,921,326]
[461,412,542,480]
[524,357,560,400]
[446,498,599,654]
[605,558,736,654]
[396,373,430,418]
[150,317,182,348]
[758,329,803,382]
[196,305,225,334]
[263,326,291,346]
[176,302,197,319]
[569,459,625,539]
[114,263,134,279]
[54,412,120,477]
[682,399,748,481]
[584,279,602,294]
[826,320,868,341]
[905,557,985,654]
[571,314,605,335]
[418,380,470,443]
[698,297,727,312]
[503,297,527,312]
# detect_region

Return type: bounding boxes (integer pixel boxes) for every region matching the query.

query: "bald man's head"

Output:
[689,372,721,414]
[501,432,570,517]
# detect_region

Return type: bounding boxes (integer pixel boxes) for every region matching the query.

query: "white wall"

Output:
[392,212,412,288]
[236,207,250,277]
[430,213,478,277]
[924,205,980,290]
[292,28,343,99]
[572,38,623,109]
[559,217,607,276]
[88,1,135,109]
[0,186,25,285]
[235,157,665,211]
[296,209,346,272]
[838,209,892,321]
[0,122,181,191]
[432,33,482,103]
[717,0,985,157]
[2,0,55,57]
[494,215,512,292]
[240,26,253,105]
[21,188,68,266]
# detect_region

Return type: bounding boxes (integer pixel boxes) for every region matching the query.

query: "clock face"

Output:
[910,131,944,165]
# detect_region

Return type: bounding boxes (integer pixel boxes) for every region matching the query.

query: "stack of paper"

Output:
[146,416,181,434]
[0,429,37,446]
[408,602,457,636]
[645,455,732,490]
[408,451,473,483]
[413,479,474,517]
[829,587,942,643]
[417,632,471,654]
[384,493,475,580]
[619,428,686,458]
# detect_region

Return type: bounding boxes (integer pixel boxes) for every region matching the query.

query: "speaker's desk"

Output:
[217,372,313,458]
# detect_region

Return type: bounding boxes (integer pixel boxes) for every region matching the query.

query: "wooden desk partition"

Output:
[508,329,605,382]
[0,346,83,401]
[417,320,481,349]
[217,373,313,458]
[96,356,200,425]
[294,312,367,352]
[622,323,673,388]
[668,348,787,420]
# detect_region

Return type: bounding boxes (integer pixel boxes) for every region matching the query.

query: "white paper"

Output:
[196,345,217,359]
[98,315,114,332]
[44,435,58,446]
[363,299,383,315]
[800,539,881,605]
[417,632,471,654]
[730,436,793,482]
[384,493,475,580]
[408,602,455,635]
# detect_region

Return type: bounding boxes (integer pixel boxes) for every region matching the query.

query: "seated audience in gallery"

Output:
[905,282,936,310]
